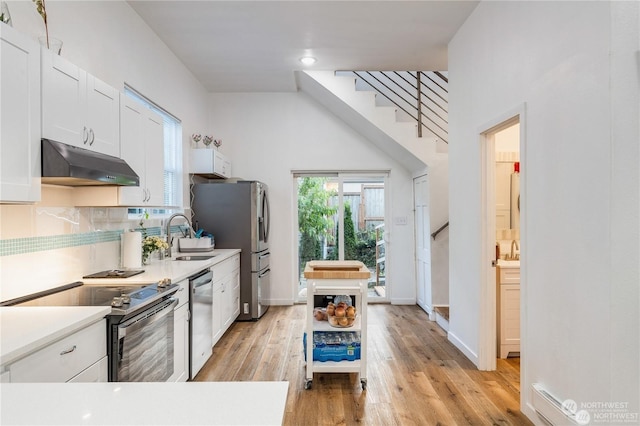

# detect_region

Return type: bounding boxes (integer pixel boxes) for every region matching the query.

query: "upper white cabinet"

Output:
[41,51,119,157]
[118,95,164,206]
[0,23,41,203]
[190,149,231,178]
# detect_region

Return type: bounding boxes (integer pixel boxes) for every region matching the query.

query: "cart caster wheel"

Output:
[361,379,367,390]
[305,380,312,390]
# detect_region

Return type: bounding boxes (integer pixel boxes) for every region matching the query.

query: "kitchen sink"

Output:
[174,255,216,261]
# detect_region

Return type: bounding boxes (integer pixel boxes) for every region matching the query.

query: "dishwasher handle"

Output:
[190,269,213,289]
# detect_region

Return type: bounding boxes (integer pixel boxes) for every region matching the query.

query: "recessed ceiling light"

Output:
[300,56,317,66]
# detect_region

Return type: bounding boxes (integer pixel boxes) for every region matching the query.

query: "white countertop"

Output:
[83,248,241,285]
[0,249,240,367]
[0,306,111,366]
[1,381,288,425]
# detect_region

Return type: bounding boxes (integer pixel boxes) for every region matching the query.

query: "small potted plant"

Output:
[142,235,169,264]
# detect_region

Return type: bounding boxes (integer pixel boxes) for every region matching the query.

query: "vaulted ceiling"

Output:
[128,1,479,92]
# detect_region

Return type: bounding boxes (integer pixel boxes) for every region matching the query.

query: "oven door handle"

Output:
[117,298,177,339]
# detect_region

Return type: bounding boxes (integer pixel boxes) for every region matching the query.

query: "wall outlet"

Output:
[244,303,249,314]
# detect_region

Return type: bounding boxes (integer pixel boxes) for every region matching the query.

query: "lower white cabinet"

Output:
[169,278,189,382]
[67,356,108,383]
[212,280,224,345]
[211,254,240,347]
[171,303,189,382]
[497,267,521,358]
[7,319,107,383]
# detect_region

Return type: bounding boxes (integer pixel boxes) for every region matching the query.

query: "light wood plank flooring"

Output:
[195,304,531,425]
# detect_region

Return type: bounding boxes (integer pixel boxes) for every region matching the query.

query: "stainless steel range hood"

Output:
[41,139,139,186]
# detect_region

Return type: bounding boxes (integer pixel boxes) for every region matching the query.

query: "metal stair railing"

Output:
[345,71,448,144]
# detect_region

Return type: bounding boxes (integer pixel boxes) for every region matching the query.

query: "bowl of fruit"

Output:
[326,301,357,328]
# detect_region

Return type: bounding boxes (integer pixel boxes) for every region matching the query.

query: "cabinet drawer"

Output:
[67,356,108,382]
[174,278,189,308]
[212,255,240,279]
[9,320,106,383]
[499,268,520,284]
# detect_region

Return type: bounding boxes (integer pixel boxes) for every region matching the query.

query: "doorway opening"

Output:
[478,106,525,372]
[293,172,389,303]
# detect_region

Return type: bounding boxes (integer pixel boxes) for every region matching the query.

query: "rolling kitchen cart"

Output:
[303,260,370,390]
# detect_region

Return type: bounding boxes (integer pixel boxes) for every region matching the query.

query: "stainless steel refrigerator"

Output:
[191,180,270,320]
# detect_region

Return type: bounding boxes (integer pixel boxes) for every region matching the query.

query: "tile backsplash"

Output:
[0,187,167,301]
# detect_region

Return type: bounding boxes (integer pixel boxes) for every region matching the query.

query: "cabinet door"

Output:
[41,52,86,147]
[119,95,146,205]
[0,24,41,203]
[212,282,223,345]
[144,110,164,205]
[86,75,119,156]
[67,356,108,383]
[500,284,520,346]
[170,303,189,382]
[230,270,240,322]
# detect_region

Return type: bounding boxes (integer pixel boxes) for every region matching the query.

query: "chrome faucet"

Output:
[510,239,520,260]
[165,213,194,257]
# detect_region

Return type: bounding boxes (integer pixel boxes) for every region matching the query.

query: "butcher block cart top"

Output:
[303,260,370,390]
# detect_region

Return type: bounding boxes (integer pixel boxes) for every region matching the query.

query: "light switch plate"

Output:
[394,216,408,225]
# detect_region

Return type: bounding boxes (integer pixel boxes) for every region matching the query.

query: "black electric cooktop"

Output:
[82,269,145,279]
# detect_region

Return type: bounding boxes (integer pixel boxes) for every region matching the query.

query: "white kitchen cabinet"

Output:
[190,149,231,178]
[6,319,107,383]
[118,95,164,206]
[67,356,108,382]
[228,269,240,325]
[497,266,520,358]
[211,280,223,345]
[0,23,41,203]
[212,254,240,346]
[41,51,119,157]
[170,278,189,382]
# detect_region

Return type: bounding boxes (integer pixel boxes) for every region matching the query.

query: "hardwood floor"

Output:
[195,304,532,425]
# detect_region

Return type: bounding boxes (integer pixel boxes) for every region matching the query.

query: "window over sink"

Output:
[124,85,183,218]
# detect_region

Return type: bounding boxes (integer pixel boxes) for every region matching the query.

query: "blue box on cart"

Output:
[303,331,361,362]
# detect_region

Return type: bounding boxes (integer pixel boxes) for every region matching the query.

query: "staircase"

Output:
[296,70,451,318]
[295,70,447,172]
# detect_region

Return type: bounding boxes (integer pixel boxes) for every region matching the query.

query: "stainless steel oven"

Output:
[111,297,177,382]
[1,280,179,382]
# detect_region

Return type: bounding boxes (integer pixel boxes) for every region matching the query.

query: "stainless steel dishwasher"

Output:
[189,268,213,379]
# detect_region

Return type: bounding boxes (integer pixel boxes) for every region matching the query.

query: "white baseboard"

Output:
[390,298,416,305]
[447,330,479,366]
[267,299,295,306]
[435,313,449,331]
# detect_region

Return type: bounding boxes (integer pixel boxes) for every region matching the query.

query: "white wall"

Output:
[208,92,417,305]
[449,0,638,422]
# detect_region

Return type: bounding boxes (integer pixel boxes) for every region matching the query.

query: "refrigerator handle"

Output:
[262,189,270,243]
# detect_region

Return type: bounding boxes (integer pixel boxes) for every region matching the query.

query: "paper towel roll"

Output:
[121,231,142,269]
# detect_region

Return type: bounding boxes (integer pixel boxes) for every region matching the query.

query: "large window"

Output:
[124,86,183,214]
[294,172,388,302]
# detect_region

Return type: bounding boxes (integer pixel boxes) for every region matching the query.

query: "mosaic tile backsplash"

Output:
[0,225,196,257]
